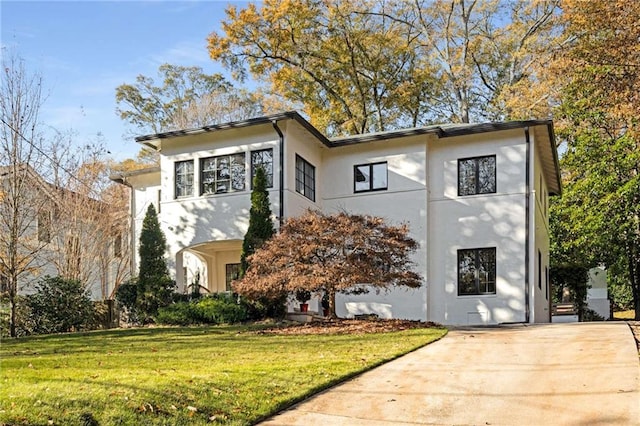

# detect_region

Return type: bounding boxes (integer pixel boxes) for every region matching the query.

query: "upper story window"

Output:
[114,234,122,258]
[295,154,315,201]
[251,149,274,188]
[458,247,496,296]
[201,153,245,195]
[175,160,194,198]
[354,162,387,193]
[37,210,51,243]
[458,155,496,196]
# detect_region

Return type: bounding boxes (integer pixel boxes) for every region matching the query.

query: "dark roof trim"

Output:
[329,120,554,146]
[134,111,331,148]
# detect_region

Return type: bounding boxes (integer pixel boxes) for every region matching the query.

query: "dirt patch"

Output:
[253,318,442,335]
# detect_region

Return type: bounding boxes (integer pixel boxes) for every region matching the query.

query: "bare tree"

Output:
[0,51,49,337]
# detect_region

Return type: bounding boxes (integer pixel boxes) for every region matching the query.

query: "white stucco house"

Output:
[112,111,560,326]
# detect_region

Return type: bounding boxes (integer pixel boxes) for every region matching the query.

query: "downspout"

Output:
[272,121,285,227]
[524,127,531,323]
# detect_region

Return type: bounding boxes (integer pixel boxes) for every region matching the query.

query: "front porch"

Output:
[175,240,243,294]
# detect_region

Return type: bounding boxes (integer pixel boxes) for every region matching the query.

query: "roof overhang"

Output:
[109,166,161,186]
[134,111,331,151]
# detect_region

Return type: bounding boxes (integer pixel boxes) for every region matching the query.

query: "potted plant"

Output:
[321,292,330,317]
[295,289,311,312]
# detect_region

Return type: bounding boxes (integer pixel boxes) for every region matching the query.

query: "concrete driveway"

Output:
[260,322,639,425]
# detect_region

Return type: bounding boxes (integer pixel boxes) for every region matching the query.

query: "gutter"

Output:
[272,120,285,227]
[524,127,531,323]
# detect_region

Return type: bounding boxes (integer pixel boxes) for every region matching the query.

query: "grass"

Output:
[613,309,635,320]
[0,324,446,425]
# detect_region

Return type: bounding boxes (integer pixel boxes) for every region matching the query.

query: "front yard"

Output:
[0,321,446,425]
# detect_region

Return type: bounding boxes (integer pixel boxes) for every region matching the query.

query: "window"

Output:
[66,235,81,275]
[251,149,274,188]
[114,234,122,258]
[37,210,51,243]
[0,274,8,294]
[458,155,496,196]
[201,153,245,195]
[458,247,496,295]
[295,155,315,201]
[225,263,241,292]
[545,266,549,300]
[354,162,387,192]
[538,250,542,289]
[175,160,194,198]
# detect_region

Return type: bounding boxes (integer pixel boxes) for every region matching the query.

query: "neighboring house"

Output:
[111,111,560,325]
[0,165,127,301]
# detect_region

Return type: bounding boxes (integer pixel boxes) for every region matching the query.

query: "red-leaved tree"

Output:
[232,209,422,318]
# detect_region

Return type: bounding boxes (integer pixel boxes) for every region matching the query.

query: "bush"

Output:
[241,295,288,321]
[156,294,247,325]
[0,295,31,337]
[25,276,95,335]
[195,294,247,324]
[156,302,197,326]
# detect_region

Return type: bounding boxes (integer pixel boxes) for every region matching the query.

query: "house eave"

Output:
[134,111,332,150]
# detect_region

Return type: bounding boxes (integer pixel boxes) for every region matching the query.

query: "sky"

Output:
[1,0,251,161]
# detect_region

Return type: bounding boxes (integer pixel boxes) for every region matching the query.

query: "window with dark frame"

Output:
[458,155,496,196]
[251,149,274,188]
[225,263,241,292]
[175,160,194,198]
[458,247,496,296]
[114,234,122,258]
[545,265,549,300]
[295,155,315,201]
[354,162,388,192]
[200,153,246,195]
[538,250,542,289]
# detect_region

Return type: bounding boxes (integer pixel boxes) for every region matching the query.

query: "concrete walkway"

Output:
[260,323,639,425]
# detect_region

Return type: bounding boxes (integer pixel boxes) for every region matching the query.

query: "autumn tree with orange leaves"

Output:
[232,210,422,318]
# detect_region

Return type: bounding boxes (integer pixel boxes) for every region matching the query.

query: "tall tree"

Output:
[240,166,275,275]
[233,210,421,317]
[0,52,49,337]
[115,63,266,136]
[550,0,640,319]
[137,204,174,322]
[208,0,561,135]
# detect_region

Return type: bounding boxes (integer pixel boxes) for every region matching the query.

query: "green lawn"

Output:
[613,309,635,320]
[0,324,446,425]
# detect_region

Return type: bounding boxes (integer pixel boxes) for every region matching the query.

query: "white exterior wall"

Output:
[428,130,528,325]
[322,136,428,321]
[532,134,552,323]
[158,125,281,285]
[127,171,161,275]
[281,120,325,217]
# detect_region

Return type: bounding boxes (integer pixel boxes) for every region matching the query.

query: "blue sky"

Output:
[1,0,251,161]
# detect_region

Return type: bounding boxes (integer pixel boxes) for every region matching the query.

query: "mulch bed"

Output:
[253,318,442,335]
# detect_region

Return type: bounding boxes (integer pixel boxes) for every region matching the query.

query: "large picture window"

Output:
[251,149,273,188]
[295,155,315,201]
[175,160,194,198]
[458,247,496,295]
[354,162,387,192]
[200,153,245,195]
[458,155,496,196]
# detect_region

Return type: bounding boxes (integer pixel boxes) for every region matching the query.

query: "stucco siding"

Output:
[428,130,528,325]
